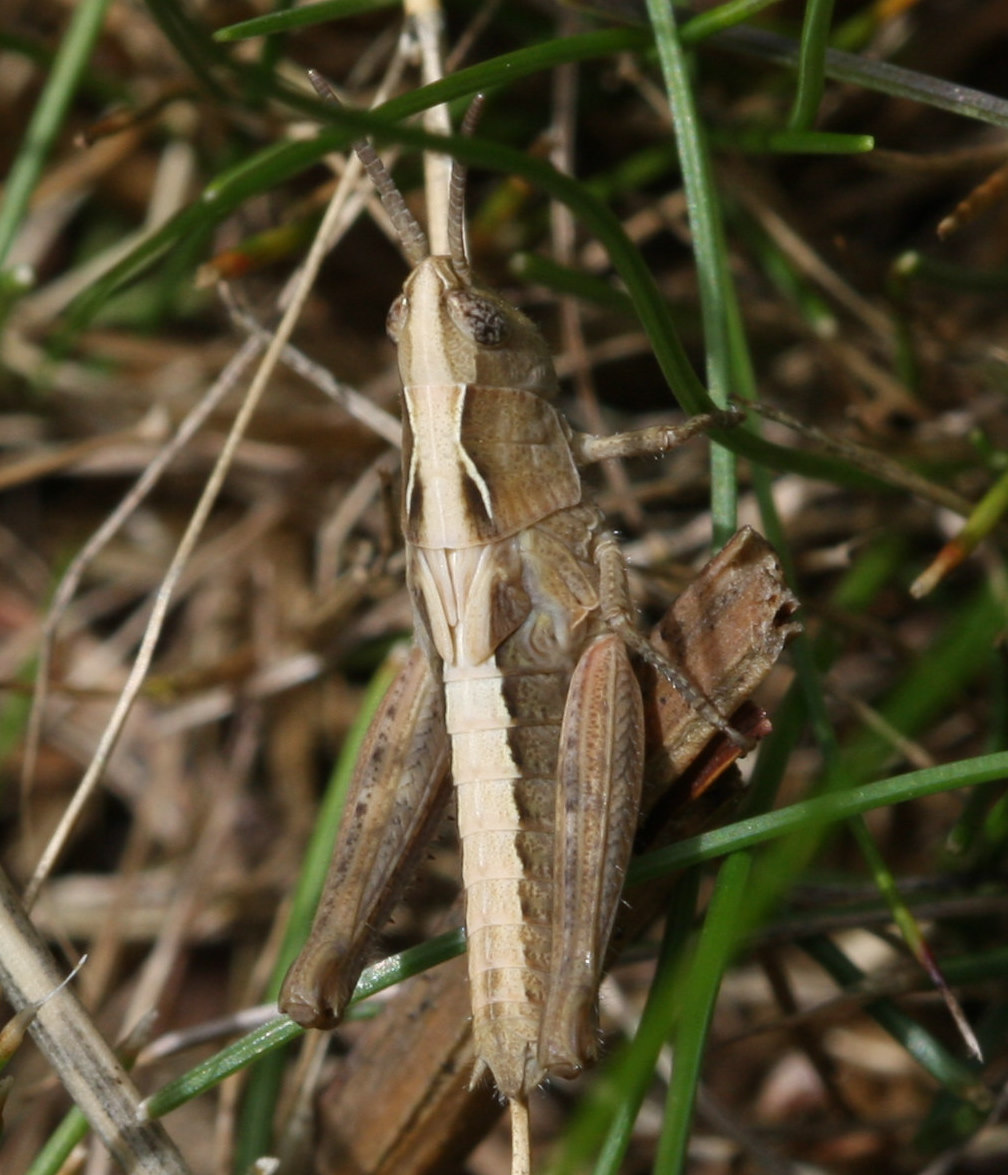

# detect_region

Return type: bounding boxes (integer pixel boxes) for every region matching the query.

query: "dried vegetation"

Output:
[1,2,1008,1174]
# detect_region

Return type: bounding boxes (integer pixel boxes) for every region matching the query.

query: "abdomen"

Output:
[446,656,570,1099]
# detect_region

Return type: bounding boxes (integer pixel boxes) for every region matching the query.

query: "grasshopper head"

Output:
[387,256,557,393]
[348,99,557,395]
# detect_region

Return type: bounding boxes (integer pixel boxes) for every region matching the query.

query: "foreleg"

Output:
[571,407,743,466]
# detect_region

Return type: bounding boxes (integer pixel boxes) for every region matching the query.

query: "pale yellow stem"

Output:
[510,1097,532,1175]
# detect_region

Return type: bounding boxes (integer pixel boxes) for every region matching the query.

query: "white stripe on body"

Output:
[403,384,492,550]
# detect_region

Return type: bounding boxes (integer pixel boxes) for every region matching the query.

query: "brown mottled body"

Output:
[280,105,747,1171]
[395,255,644,1098]
[283,249,647,1099]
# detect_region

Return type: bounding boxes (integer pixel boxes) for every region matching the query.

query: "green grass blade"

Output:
[787,0,836,130]
[644,0,739,542]
[655,854,754,1174]
[24,1107,89,1175]
[715,126,874,153]
[215,0,399,42]
[0,0,112,269]
[543,871,702,1175]
[143,929,465,1122]
[630,750,1008,886]
[679,0,784,43]
[144,1016,303,1120]
[719,25,1008,129]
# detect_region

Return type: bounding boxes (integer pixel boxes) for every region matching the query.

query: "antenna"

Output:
[307,70,429,268]
[446,93,486,284]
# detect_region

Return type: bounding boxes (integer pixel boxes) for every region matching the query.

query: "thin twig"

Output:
[0,865,192,1173]
[549,37,645,531]
[20,336,263,896]
[510,1097,531,1175]
[224,298,402,447]
[405,0,451,252]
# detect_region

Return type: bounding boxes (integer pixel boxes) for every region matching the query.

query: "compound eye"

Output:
[386,294,408,342]
[446,289,510,347]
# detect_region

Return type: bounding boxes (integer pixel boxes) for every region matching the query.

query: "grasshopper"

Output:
[280,90,749,1172]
